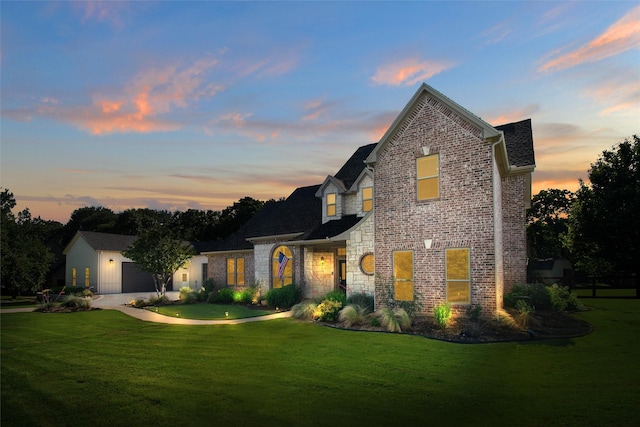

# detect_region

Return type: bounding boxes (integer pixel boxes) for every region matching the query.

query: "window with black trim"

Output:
[226,257,245,286]
[272,245,293,288]
[362,187,373,212]
[326,193,336,216]
[446,248,470,304]
[393,251,414,301]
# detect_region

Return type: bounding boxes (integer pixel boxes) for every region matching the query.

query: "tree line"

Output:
[1,193,270,297]
[527,135,639,281]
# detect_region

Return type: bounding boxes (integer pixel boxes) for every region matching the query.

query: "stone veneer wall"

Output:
[373,92,498,315]
[346,214,375,297]
[303,248,336,299]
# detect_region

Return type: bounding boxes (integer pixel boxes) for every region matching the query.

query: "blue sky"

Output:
[2,1,638,223]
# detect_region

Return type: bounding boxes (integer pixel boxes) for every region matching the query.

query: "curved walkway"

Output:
[1,292,292,325]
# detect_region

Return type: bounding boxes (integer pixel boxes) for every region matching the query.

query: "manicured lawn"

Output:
[152,303,274,319]
[0,295,38,309]
[1,299,638,426]
[572,288,637,298]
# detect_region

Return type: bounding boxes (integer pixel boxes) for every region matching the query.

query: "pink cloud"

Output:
[539,5,640,72]
[371,58,455,86]
[30,57,223,135]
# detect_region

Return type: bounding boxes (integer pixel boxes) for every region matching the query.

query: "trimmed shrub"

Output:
[504,283,551,310]
[347,292,375,312]
[338,304,370,327]
[265,284,301,310]
[129,298,148,308]
[548,284,585,312]
[312,299,343,322]
[179,286,198,304]
[233,288,254,305]
[433,302,452,329]
[292,301,317,320]
[321,290,347,306]
[210,287,235,304]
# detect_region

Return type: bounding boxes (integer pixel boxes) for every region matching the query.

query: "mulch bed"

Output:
[324,309,593,343]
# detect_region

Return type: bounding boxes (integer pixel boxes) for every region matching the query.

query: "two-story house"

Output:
[204,83,535,314]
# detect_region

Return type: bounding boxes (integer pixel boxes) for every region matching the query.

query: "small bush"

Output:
[433,302,452,329]
[548,284,585,312]
[129,298,148,308]
[292,301,317,320]
[211,287,235,304]
[370,316,381,327]
[466,304,483,322]
[514,299,534,329]
[347,292,375,312]
[504,283,551,310]
[338,304,370,327]
[233,288,254,305]
[321,290,347,306]
[265,284,301,310]
[179,286,198,304]
[148,295,169,306]
[60,295,91,310]
[313,299,343,322]
[376,307,411,332]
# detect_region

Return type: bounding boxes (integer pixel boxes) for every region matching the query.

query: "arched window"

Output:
[272,245,293,289]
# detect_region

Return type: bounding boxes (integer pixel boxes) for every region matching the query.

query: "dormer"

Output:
[316,143,378,224]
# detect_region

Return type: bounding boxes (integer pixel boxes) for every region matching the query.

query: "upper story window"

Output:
[326,193,337,217]
[362,187,373,212]
[417,154,439,200]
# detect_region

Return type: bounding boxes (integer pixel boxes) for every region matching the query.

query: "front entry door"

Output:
[338,259,347,293]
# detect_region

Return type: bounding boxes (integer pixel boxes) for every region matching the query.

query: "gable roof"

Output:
[366,83,501,166]
[316,143,377,196]
[495,119,535,168]
[63,230,137,254]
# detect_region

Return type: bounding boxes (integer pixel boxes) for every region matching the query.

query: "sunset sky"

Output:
[2,1,638,223]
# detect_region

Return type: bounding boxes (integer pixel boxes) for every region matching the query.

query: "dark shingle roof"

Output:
[333,143,377,189]
[206,185,322,252]
[495,119,536,167]
[77,231,137,251]
[305,215,363,240]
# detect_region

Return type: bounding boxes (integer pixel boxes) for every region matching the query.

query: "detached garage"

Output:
[63,230,206,294]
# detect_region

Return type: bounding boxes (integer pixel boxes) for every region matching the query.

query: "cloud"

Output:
[72,1,130,29]
[371,57,455,86]
[481,23,512,45]
[16,57,224,135]
[584,76,640,116]
[538,5,640,72]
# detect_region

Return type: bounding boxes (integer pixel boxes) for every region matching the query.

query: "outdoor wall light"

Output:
[109,259,114,264]
[321,256,325,266]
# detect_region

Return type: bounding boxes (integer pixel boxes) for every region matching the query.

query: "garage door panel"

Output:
[121,262,156,293]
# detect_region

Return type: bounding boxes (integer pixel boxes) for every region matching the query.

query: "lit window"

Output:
[272,245,293,289]
[362,187,373,212]
[85,268,90,287]
[72,268,77,286]
[417,154,439,200]
[393,251,414,301]
[226,258,245,286]
[326,193,336,217]
[360,253,374,275]
[446,248,470,304]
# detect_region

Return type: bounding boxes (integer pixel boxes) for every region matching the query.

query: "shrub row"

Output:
[504,283,584,312]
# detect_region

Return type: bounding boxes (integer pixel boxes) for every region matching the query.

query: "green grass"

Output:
[572,288,637,298]
[0,295,38,309]
[151,303,273,319]
[2,299,638,426]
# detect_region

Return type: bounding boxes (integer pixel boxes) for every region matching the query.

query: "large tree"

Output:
[526,189,574,259]
[565,135,639,279]
[1,189,55,297]
[122,226,195,296]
